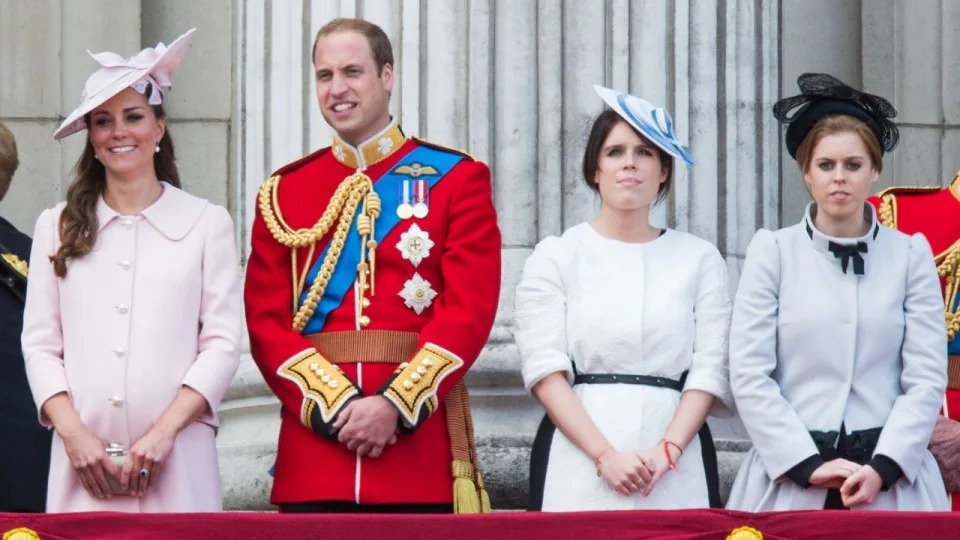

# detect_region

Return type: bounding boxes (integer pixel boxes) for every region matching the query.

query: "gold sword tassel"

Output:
[354,178,381,328]
[364,191,381,295]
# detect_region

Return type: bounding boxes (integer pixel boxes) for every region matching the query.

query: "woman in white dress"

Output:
[516,86,733,512]
[727,73,949,511]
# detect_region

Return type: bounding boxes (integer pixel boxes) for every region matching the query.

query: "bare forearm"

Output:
[152,386,209,436]
[532,372,610,460]
[663,389,714,449]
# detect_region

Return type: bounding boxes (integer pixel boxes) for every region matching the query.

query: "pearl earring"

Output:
[155,143,161,153]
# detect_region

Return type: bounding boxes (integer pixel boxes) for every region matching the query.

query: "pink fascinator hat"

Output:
[54,28,196,140]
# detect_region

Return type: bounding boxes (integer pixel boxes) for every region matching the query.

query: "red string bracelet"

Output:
[662,440,675,470]
[661,439,683,470]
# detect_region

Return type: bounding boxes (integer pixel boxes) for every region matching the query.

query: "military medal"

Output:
[398,272,438,314]
[412,179,429,218]
[396,223,434,267]
[396,179,414,219]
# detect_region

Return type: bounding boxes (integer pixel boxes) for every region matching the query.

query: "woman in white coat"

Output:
[516,86,733,512]
[727,73,948,511]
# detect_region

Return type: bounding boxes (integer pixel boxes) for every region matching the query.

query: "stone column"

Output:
[863,0,960,189]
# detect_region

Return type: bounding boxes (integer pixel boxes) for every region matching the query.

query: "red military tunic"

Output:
[869,171,960,509]
[244,121,501,506]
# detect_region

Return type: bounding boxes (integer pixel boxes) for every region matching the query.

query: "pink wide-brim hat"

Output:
[54,28,196,140]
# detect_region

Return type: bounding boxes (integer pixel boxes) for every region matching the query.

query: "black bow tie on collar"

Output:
[828,241,868,275]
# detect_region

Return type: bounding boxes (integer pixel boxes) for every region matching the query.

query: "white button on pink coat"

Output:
[22,183,243,512]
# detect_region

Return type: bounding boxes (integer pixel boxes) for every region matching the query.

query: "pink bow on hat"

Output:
[85,45,175,105]
[55,28,195,140]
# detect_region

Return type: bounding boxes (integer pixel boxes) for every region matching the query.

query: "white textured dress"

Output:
[515,223,733,512]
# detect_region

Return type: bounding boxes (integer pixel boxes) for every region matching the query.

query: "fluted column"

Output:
[863,0,960,190]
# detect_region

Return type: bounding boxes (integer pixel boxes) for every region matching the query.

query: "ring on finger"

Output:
[139,467,150,479]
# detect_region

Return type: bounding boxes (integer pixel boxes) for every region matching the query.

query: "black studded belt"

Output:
[572,372,686,392]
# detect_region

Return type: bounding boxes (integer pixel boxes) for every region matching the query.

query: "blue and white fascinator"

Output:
[594,85,694,167]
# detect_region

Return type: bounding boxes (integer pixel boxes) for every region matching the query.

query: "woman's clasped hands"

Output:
[60,421,120,500]
[118,425,177,497]
[596,444,684,498]
[809,458,883,507]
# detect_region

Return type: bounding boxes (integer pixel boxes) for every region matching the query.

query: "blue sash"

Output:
[299,146,464,334]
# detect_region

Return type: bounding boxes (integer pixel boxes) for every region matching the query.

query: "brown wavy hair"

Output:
[51,100,180,277]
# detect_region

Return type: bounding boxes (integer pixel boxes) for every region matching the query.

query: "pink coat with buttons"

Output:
[22,183,242,512]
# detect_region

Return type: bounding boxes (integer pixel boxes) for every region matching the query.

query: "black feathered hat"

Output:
[774,73,899,159]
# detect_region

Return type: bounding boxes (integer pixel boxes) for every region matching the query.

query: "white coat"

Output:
[726,204,948,511]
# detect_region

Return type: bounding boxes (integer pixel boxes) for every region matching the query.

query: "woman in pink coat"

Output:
[22,29,242,512]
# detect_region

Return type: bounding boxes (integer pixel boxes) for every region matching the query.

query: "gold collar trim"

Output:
[331,121,406,170]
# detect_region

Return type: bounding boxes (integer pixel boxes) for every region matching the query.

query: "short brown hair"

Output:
[582,109,674,203]
[312,18,394,74]
[794,114,884,174]
[0,121,18,199]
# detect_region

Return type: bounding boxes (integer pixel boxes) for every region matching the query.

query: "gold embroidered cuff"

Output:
[277,348,359,426]
[382,343,464,426]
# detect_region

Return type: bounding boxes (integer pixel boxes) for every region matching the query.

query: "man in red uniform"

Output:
[869,172,960,509]
[244,18,501,513]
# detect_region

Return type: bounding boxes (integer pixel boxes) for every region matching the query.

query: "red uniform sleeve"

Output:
[377,160,502,431]
[244,182,360,439]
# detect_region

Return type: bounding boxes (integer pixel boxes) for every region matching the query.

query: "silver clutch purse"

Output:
[104,443,131,495]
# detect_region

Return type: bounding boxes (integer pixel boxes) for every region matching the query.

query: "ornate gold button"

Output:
[422,358,434,367]
[416,366,427,375]
[410,373,421,382]
[403,380,414,390]
[327,380,339,389]
[359,315,371,327]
